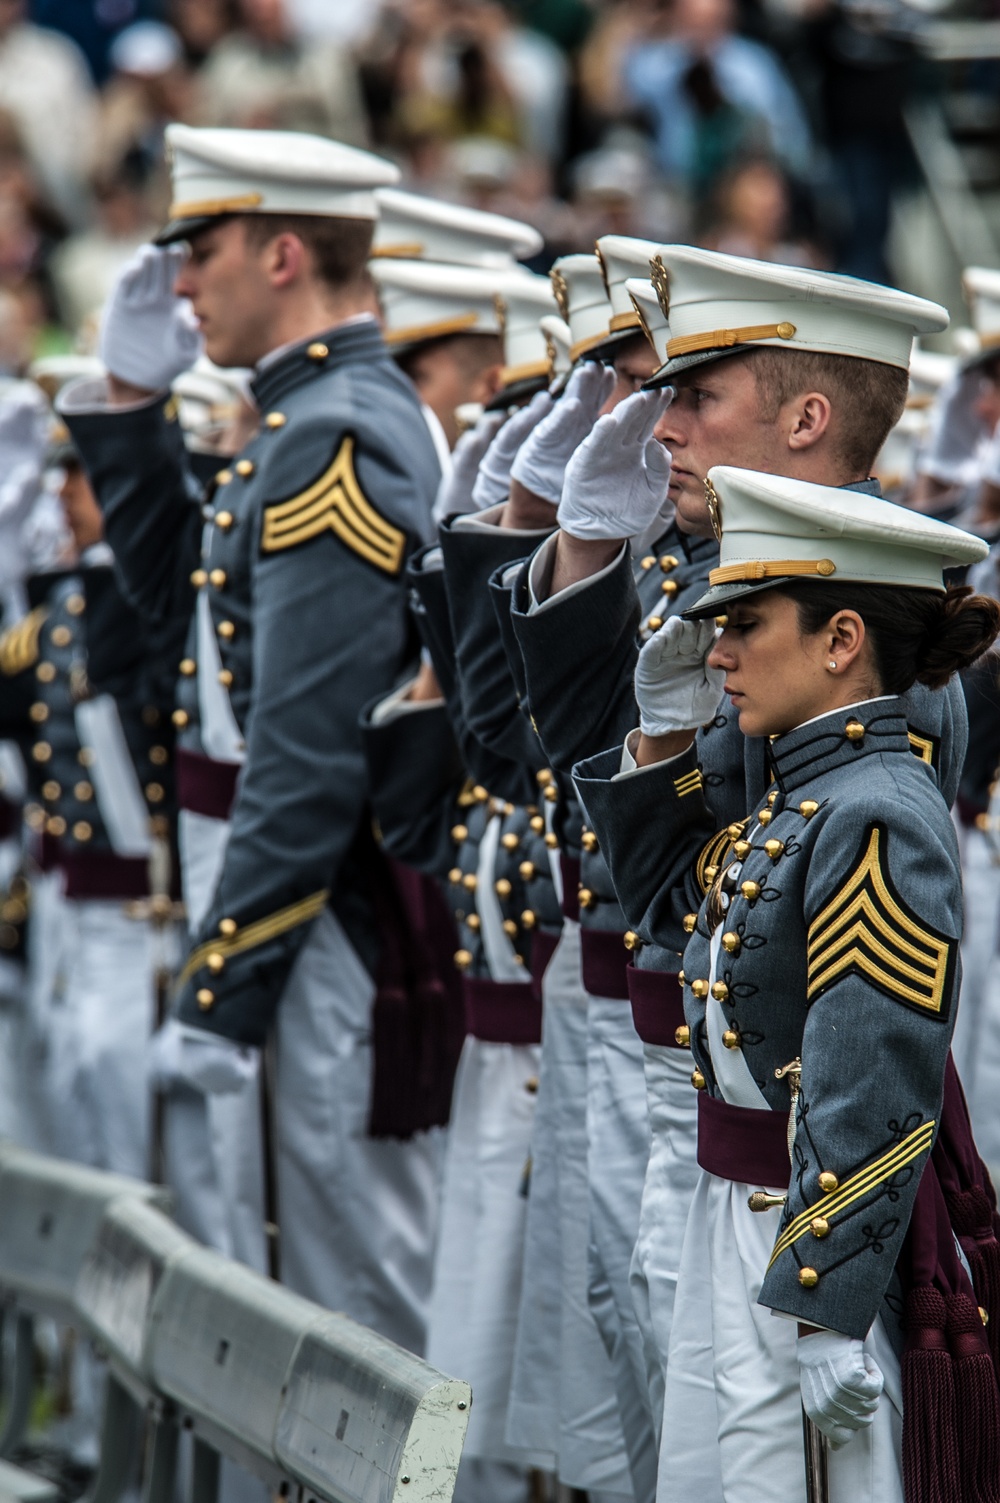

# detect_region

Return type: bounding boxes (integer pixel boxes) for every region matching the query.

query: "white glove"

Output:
[798,1331,883,1449]
[433,410,506,524]
[510,362,617,505]
[148,1017,259,1096]
[0,382,49,473]
[635,617,726,737]
[99,244,203,391]
[557,388,673,541]
[918,368,994,487]
[471,390,553,511]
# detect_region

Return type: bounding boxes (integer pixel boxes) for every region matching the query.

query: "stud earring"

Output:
[828,660,837,671]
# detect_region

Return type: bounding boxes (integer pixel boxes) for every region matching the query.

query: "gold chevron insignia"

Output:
[674,769,703,798]
[768,1117,936,1268]
[179,888,329,986]
[907,730,936,767]
[807,824,953,1015]
[0,607,47,676]
[261,437,405,574]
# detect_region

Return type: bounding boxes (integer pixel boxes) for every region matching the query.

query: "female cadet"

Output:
[574,465,1000,1502]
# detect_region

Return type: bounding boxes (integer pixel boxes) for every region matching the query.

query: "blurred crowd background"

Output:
[0,0,996,368]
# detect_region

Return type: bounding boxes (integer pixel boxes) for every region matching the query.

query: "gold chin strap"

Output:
[709,558,836,585]
[383,312,481,346]
[499,358,551,386]
[370,242,426,259]
[667,321,797,358]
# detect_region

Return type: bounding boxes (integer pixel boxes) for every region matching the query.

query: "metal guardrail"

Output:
[903,101,1000,272]
[0,1143,470,1503]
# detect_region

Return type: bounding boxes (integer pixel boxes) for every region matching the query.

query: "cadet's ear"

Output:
[262,231,308,290]
[826,609,866,673]
[785,391,832,452]
[471,363,505,405]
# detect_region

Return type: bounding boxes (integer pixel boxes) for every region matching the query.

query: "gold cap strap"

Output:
[608,310,642,333]
[383,312,481,346]
[168,192,264,218]
[499,358,551,387]
[370,242,426,259]
[709,558,836,586]
[667,321,797,359]
[569,329,613,363]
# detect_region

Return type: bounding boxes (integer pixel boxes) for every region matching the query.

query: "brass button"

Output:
[818,1171,839,1193]
[74,781,93,801]
[691,1068,706,1090]
[29,703,48,723]
[196,988,214,1010]
[799,800,819,819]
[798,1267,820,1289]
[660,554,679,572]
[647,615,664,632]
[501,832,520,851]
[503,919,518,937]
[46,815,66,836]
[543,785,558,803]
[51,625,71,646]
[733,839,751,860]
[150,746,168,765]
[980,1306,990,1327]
[472,784,489,802]
[495,878,512,898]
[146,783,165,803]
[206,952,225,974]
[190,568,208,587]
[690,979,709,998]
[66,593,85,615]
[683,912,698,934]
[741,880,761,901]
[520,861,536,881]
[544,832,558,848]
[265,411,287,429]
[721,1028,740,1050]
[454,949,472,971]
[172,709,190,729]
[640,555,656,570]
[525,1075,539,1094]
[448,867,462,885]
[711,980,729,1001]
[214,511,234,531]
[721,931,740,954]
[757,808,772,826]
[845,720,865,742]
[661,579,678,598]
[179,657,196,676]
[624,930,641,951]
[675,1024,691,1047]
[42,780,60,801]
[466,913,481,932]
[215,469,233,486]
[73,821,92,842]
[581,829,599,853]
[451,824,468,843]
[767,790,778,806]
[764,839,785,860]
[209,568,227,588]
[727,823,744,839]
[307,342,329,360]
[218,669,234,688]
[578,887,595,908]
[521,910,536,930]
[32,742,52,762]
[77,747,95,766]
[704,864,719,884]
[810,1217,830,1238]
[529,815,545,833]
[678,970,686,985]
[536,768,553,787]
[217,621,235,640]
[235,459,255,477]
[462,873,477,892]
[219,918,238,937]
[36,662,55,682]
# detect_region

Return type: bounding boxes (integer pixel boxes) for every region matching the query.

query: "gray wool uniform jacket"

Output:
[61,319,441,1044]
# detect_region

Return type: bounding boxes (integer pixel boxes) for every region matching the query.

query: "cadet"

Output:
[59,125,443,1354]
[577,465,998,1501]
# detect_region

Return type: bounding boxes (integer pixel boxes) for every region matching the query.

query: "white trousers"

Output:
[427,1035,543,1465]
[585,995,657,1503]
[954,828,1000,1175]
[661,1169,903,1503]
[505,920,632,1497]
[629,1042,700,1444]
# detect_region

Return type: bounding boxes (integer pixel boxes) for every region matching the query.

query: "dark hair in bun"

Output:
[779,581,1000,694]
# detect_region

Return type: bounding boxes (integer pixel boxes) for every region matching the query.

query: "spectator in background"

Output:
[168,0,240,66]
[619,0,811,194]
[49,152,156,338]
[95,21,193,192]
[194,0,369,144]
[700,153,826,265]
[0,0,96,223]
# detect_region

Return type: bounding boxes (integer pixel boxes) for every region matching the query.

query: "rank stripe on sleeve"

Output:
[767,1117,936,1268]
[261,437,405,574]
[0,607,48,676]
[806,823,953,1015]
[179,888,330,986]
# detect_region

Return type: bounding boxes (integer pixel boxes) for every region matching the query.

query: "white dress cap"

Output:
[539,314,572,380]
[493,271,558,397]
[645,245,949,386]
[625,278,669,366]
[595,235,659,350]
[372,188,542,269]
[550,253,613,364]
[371,258,506,353]
[961,267,1000,364]
[157,124,400,243]
[684,465,987,618]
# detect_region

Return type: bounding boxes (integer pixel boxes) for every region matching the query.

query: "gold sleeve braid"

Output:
[0,607,48,676]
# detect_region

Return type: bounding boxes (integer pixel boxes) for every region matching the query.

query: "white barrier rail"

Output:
[0,1144,470,1503]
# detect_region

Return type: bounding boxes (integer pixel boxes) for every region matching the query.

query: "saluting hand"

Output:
[635,616,726,737]
[433,409,506,524]
[508,361,616,506]
[557,387,672,542]
[99,243,203,392]
[471,388,554,511]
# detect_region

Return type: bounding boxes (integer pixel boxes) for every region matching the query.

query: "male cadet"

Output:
[58,125,443,1354]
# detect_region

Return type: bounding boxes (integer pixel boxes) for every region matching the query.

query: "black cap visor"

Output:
[643,343,757,389]
[682,574,805,620]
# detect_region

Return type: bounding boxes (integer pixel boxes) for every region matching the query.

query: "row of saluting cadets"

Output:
[3,121,1000,1503]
